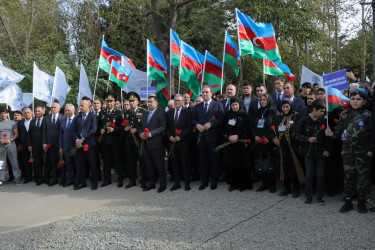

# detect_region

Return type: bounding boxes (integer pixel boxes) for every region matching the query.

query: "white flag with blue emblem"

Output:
[301,65,323,87]
[33,62,54,106]
[0,83,23,111]
[22,93,33,108]
[52,66,71,106]
[77,63,92,105]
[0,59,25,91]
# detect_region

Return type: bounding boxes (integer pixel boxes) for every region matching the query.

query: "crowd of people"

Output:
[1,75,375,214]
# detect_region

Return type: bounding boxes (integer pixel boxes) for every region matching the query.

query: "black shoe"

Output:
[157,186,166,193]
[256,184,268,192]
[358,199,368,213]
[63,182,74,187]
[74,184,87,190]
[141,182,147,189]
[100,181,112,187]
[269,187,276,193]
[6,178,14,184]
[210,183,217,190]
[369,206,375,212]
[239,188,245,192]
[117,182,123,188]
[48,181,58,187]
[340,199,354,213]
[23,180,32,184]
[305,198,312,204]
[36,181,43,186]
[170,184,181,191]
[279,190,291,196]
[199,183,208,190]
[228,186,235,192]
[317,197,325,205]
[291,191,300,198]
[125,182,136,189]
[91,184,98,190]
[59,180,65,186]
[143,185,156,191]
[185,185,191,191]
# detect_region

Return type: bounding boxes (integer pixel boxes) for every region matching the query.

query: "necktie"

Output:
[82,114,86,124]
[204,102,208,114]
[174,109,179,126]
[37,118,40,128]
[52,115,56,125]
[147,111,153,124]
[277,93,281,101]
[226,99,230,110]
[67,118,71,128]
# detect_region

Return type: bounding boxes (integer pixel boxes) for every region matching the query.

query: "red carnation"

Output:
[244,139,248,143]
[248,138,251,143]
[333,126,337,130]
[270,125,275,131]
[321,124,325,129]
[28,159,34,163]
[109,122,116,128]
[122,119,129,127]
[333,118,339,124]
[245,144,249,148]
[46,144,52,149]
[144,128,150,138]
[2,133,7,137]
[18,145,23,151]
[83,144,89,151]
[58,161,66,167]
[212,116,216,122]
[175,129,182,135]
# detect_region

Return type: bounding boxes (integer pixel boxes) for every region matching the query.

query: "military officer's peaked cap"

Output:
[104,91,117,101]
[127,92,140,102]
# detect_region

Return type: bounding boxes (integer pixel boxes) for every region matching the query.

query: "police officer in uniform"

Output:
[123,92,148,189]
[98,92,124,187]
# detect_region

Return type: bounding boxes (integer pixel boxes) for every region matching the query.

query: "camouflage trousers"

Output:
[342,151,371,200]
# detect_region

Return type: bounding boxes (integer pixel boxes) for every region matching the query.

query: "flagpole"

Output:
[32,62,35,113]
[107,61,113,92]
[262,58,266,86]
[325,86,329,129]
[201,50,207,91]
[121,90,123,109]
[169,29,172,96]
[146,39,149,98]
[50,67,56,106]
[235,8,243,87]
[220,31,227,95]
[92,65,100,100]
[178,42,182,94]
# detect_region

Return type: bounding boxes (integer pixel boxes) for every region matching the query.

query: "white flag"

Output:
[301,65,323,87]
[121,56,151,96]
[22,93,33,108]
[52,66,71,106]
[33,62,54,106]
[0,83,23,111]
[0,60,25,91]
[77,63,92,105]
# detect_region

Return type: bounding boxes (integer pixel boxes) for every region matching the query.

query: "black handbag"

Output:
[254,156,274,175]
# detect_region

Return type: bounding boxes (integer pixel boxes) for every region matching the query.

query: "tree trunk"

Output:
[0,14,23,61]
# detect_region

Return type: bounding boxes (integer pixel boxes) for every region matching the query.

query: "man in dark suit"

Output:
[221,84,244,113]
[270,76,285,111]
[166,94,192,191]
[248,84,267,121]
[17,108,33,183]
[283,82,305,113]
[59,104,77,187]
[28,106,45,185]
[42,102,63,186]
[71,99,98,190]
[192,85,224,190]
[139,95,167,193]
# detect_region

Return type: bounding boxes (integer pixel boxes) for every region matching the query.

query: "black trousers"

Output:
[171,143,190,187]
[101,144,123,183]
[305,154,325,199]
[144,146,166,187]
[21,149,32,181]
[74,147,97,185]
[197,137,219,185]
[32,147,44,183]
[125,139,147,184]
[44,146,59,183]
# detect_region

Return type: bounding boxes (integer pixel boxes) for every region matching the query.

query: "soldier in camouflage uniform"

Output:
[123,92,148,189]
[326,88,373,213]
[98,92,124,188]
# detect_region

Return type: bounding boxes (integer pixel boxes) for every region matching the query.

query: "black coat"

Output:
[139,107,166,150]
[166,108,192,148]
[71,112,98,148]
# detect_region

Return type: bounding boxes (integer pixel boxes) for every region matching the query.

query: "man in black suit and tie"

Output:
[139,95,167,193]
[221,84,244,113]
[283,82,305,113]
[248,84,268,121]
[192,85,224,190]
[28,106,45,185]
[59,104,76,187]
[17,108,33,183]
[42,102,63,186]
[71,99,98,190]
[270,76,285,111]
[166,94,192,191]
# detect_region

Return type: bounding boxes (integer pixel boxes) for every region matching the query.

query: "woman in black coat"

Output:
[251,93,278,193]
[272,99,301,198]
[222,97,252,191]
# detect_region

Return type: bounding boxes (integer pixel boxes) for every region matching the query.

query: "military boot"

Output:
[340,198,354,213]
[357,199,368,213]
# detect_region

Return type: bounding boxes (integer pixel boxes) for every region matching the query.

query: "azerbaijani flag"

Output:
[264,59,295,83]
[170,29,182,66]
[147,40,170,108]
[273,61,295,83]
[236,9,282,62]
[224,31,240,76]
[109,60,132,88]
[99,36,136,74]
[203,51,224,94]
[180,41,205,98]
[327,87,350,112]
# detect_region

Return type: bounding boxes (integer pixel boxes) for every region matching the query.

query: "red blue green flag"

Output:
[224,31,240,76]
[170,29,182,66]
[109,60,132,88]
[203,51,224,94]
[327,87,350,112]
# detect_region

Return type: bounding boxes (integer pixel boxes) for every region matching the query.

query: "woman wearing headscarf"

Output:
[251,93,278,193]
[222,97,252,191]
[272,99,303,198]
